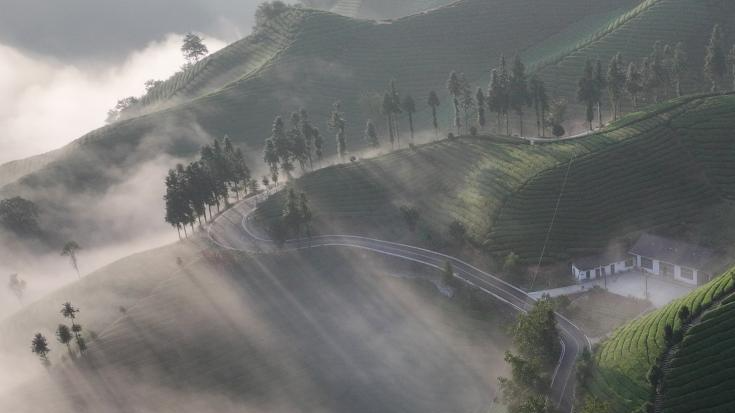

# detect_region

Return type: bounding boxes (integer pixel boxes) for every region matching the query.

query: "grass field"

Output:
[0,241,512,413]
[588,268,735,413]
[254,94,735,273]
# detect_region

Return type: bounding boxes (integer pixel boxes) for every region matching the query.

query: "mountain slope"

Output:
[254,93,735,270]
[0,242,510,413]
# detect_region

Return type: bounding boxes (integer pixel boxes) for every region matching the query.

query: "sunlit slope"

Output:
[255,94,735,262]
[536,0,735,101]
[662,278,735,413]
[589,268,735,413]
[0,0,634,195]
[0,246,509,413]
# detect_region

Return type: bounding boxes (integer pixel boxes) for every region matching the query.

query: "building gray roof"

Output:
[572,247,629,271]
[629,233,714,271]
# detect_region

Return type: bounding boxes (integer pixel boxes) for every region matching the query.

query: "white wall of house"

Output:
[634,254,702,286]
[572,259,634,282]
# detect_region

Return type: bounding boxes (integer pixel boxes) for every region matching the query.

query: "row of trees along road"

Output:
[164,136,253,238]
[31,302,88,367]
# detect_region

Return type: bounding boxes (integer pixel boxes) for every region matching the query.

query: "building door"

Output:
[611,264,616,274]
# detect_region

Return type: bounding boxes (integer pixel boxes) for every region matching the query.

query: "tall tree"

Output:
[593,59,606,127]
[447,71,463,134]
[512,297,561,367]
[705,24,727,92]
[299,192,313,239]
[487,69,503,133]
[364,120,380,148]
[529,76,549,137]
[61,241,82,279]
[382,92,396,148]
[31,333,51,366]
[459,74,474,134]
[181,33,208,65]
[283,188,302,237]
[299,109,316,169]
[175,164,196,232]
[625,62,643,109]
[402,95,417,142]
[389,80,403,146]
[288,112,308,172]
[476,88,487,130]
[60,302,86,353]
[8,273,26,304]
[509,55,530,136]
[328,102,347,161]
[313,127,324,167]
[56,324,73,356]
[427,91,440,139]
[607,53,626,120]
[164,169,185,237]
[671,42,688,97]
[577,60,597,131]
[498,55,512,135]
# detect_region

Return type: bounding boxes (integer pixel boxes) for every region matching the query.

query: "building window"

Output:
[680,267,694,280]
[586,271,591,280]
[595,268,601,278]
[641,257,653,270]
[661,262,675,277]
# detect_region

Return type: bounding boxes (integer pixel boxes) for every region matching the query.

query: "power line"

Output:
[530,155,575,290]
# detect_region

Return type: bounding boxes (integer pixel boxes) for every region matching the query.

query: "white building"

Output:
[571,233,714,286]
[628,233,713,286]
[571,251,635,282]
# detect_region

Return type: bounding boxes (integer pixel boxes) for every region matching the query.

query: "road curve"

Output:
[207,194,591,412]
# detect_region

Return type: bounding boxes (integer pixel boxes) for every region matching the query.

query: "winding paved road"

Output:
[208,194,591,413]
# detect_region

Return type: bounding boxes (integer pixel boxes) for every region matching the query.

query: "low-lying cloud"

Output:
[0,34,226,164]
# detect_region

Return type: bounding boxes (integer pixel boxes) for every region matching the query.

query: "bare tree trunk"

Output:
[176,226,182,240]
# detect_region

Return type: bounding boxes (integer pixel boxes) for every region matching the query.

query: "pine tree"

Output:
[390,80,403,146]
[364,120,380,148]
[577,60,597,131]
[61,302,85,354]
[427,91,440,139]
[61,241,82,279]
[509,55,530,136]
[498,55,511,135]
[313,127,324,167]
[299,109,316,169]
[328,102,347,161]
[175,164,196,232]
[705,24,726,92]
[402,95,417,142]
[382,92,396,148]
[459,74,474,134]
[594,59,606,127]
[447,71,463,134]
[476,88,487,130]
[183,162,207,225]
[31,333,51,366]
[625,62,643,109]
[529,76,549,137]
[607,53,626,120]
[671,42,688,97]
[487,69,503,134]
[164,168,184,237]
[56,324,73,356]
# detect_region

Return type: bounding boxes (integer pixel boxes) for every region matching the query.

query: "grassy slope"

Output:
[662,282,735,413]
[0,0,636,200]
[590,268,735,413]
[255,94,735,265]
[0,241,511,413]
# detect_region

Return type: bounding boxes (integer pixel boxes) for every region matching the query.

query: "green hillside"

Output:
[588,267,735,413]
[661,279,735,413]
[0,0,640,232]
[254,93,735,267]
[536,0,735,108]
[0,242,510,413]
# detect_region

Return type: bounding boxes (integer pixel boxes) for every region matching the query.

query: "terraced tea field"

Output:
[661,277,735,413]
[255,94,735,264]
[589,268,735,413]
